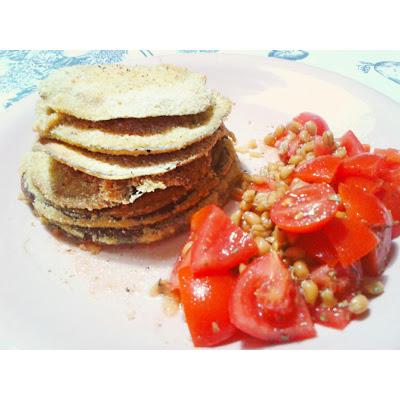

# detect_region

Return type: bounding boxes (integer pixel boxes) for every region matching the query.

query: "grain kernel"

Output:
[230,210,242,225]
[349,294,369,315]
[243,211,262,226]
[362,278,384,296]
[302,280,318,305]
[304,120,317,135]
[264,134,276,146]
[255,236,271,255]
[240,200,252,211]
[320,288,337,308]
[279,165,295,180]
[242,189,256,202]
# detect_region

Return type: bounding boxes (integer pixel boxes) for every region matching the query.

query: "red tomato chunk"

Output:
[190,205,258,275]
[293,112,329,136]
[294,155,342,184]
[229,253,316,344]
[271,183,340,233]
[323,217,378,267]
[178,267,237,347]
[339,130,365,157]
[338,153,384,179]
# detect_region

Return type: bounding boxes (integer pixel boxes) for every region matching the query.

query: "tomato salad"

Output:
[167,112,399,347]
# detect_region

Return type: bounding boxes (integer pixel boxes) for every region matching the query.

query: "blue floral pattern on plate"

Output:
[358,61,400,85]
[0,50,128,108]
[268,50,309,61]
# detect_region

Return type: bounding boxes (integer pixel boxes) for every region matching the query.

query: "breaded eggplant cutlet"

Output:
[21,64,241,245]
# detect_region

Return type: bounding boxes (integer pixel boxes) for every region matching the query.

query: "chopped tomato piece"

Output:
[310,262,363,298]
[190,205,258,275]
[392,223,400,239]
[294,155,342,184]
[361,206,393,276]
[362,224,392,276]
[295,231,338,266]
[311,305,351,330]
[314,136,333,156]
[376,182,400,235]
[363,144,371,152]
[339,130,365,156]
[178,267,237,347]
[275,134,302,163]
[375,148,400,165]
[248,181,274,192]
[341,176,383,194]
[339,183,392,226]
[293,112,329,135]
[379,165,400,184]
[271,183,340,233]
[229,253,316,344]
[338,153,384,179]
[323,217,378,267]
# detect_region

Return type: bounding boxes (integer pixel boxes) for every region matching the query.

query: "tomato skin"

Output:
[338,153,384,179]
[311,305,351,330]
[293,112,329,135]
[379,165,400,184]
[363,144,371,152]
[339,183,392,227]
[362,211,393,277]
[294,155,342,184]
[249,181,274,192]
[190,205,258,275]
[362,225,392,276]
[392,223,400,239]
[229,253,316,344]
[323,217,379,267]
[295,231,338,266]
[375,148,400,165]
[339,130,365,157]
[178,267,237,347]
[341,176,383,194]
[376,181,400,223]
[271,183,340,233]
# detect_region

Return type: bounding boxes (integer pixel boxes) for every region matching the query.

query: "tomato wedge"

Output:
[293,112,329,135]
[295,231,338,266]
[339,130,365,157]
[341,176,383,194]
[311,305,351,330]
[294,155,342,183]
[190,205,258,275]
[271,183,340,233]
[338,153,384,179]
[323,217,378,267]
[339,183,392,226]
[229,253,316,344]
[178,267,237,347]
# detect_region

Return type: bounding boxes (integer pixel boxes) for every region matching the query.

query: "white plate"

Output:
[1,54,399,349]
